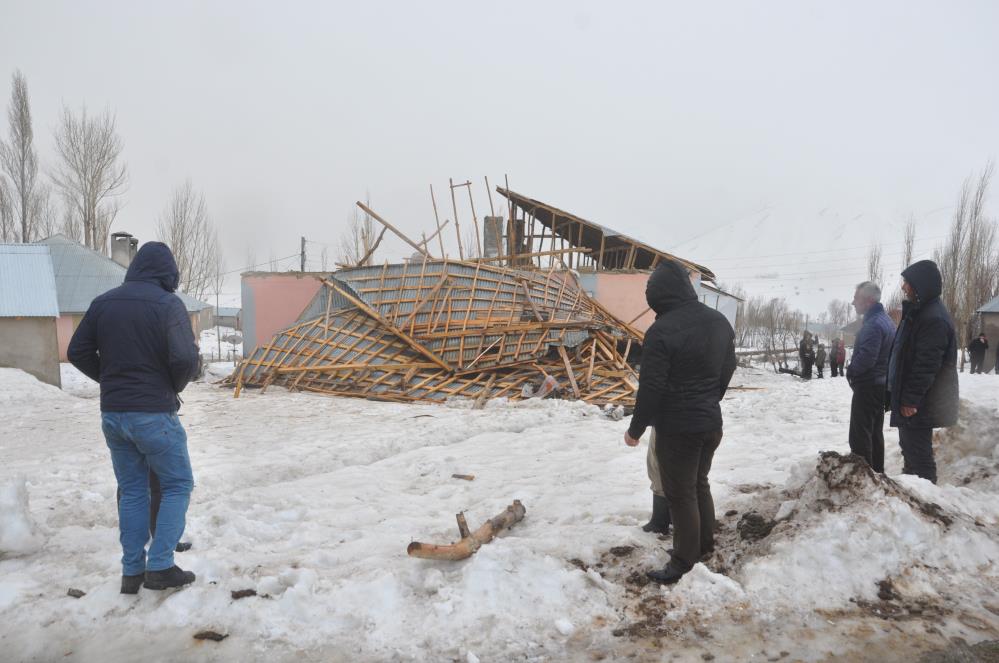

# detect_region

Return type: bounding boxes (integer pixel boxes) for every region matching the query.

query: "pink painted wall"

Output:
[592,272,657,332]
[242,273,324,354]
[56,314,80,361]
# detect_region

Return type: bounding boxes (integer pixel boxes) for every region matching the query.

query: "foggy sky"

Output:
[2,0,997,311]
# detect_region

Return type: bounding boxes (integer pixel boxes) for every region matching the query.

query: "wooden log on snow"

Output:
[407,500,526,561]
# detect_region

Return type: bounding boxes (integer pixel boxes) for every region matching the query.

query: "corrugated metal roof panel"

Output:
[978,295,999,314]
[37,234,210,314]
[0,244,60,317]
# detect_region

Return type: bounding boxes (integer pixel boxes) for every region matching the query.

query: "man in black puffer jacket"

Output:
[967,333,988,374]
[886,260,959,484]
[624,261,737,584]
[69,242,201,593]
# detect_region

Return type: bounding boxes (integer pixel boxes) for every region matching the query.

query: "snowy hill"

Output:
[669,204,951,315]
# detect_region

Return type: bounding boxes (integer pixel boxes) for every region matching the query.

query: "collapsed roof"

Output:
[232,259,642,407]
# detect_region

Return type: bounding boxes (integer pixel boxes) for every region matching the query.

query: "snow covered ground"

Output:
[1,364,997,662]
[199,326,243,365]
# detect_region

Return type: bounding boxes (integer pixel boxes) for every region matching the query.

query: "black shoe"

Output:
[121,574,144,594]
[646,563,688,585]
[144,565,196,590]
[175,541,193,553]
[641,494,672,534]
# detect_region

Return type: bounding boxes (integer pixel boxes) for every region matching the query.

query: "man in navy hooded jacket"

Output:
[69,242,201,593]
[845,281,896,472]
[624,261,737,584]
[887,260,959,483]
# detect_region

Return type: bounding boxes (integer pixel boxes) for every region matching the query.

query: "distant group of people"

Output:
[797,332,847,379]
[626,259,959,586]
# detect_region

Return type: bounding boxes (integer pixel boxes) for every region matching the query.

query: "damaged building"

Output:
[232,186,739,407]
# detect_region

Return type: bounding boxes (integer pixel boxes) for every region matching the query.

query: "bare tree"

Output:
[752,297,805,371]
[936,183,969,322]
[902,217,916,267]
[462,225,480,260]
[0,177,14,241]
[0,70,40,242]
[730,293,808,371]
[338,198,376,266]
[718,283,751,347]
[156,180,221,301]
[51,105,127,252]
[933,163,998,371]
[866,242,883,288]
[31,184,58,239]
[960,164,997,332]
[822,298,855,338]
[886,218,917,313]
[58,190,82,242]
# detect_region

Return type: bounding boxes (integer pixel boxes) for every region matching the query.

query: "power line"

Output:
[701,233,947,263]
[220,253,300,277]
[715,247,936,274]
[722,257,935,281]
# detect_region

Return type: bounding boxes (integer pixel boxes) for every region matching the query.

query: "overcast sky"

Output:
[2,0,997,309]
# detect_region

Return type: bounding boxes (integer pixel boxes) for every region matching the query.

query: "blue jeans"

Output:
[102,412,194,574]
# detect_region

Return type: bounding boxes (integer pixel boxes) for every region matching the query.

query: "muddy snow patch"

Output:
[736,452,999,617]
[935,399,999,491]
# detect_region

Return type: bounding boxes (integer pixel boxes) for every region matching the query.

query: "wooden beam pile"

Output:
[231,258,642,407]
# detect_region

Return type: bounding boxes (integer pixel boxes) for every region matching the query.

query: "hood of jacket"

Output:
[901,260,942,306]
[645,260,698,315]
[125,242,180,293]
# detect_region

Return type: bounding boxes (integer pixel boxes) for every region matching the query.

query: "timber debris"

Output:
[407,500,526,561]
[230,182,730,408]
[231,250,642,407]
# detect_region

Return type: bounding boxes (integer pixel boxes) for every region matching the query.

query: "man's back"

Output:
[648,301,737,431]
[68,242,200,412]
[630,262,737,437]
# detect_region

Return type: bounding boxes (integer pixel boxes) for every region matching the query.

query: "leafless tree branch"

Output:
[50,104,127,252]
[0,70,39,242]
[338,195,377,266]
[156,180,220,301]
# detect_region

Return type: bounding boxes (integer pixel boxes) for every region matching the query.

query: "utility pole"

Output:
[301,236,306,272]
[215,289,221,360]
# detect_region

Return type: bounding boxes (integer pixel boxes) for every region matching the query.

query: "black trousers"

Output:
[801,358,814,379]
[116,470,163,536]
[970,356,984,374]
[830,360,840,377]
[656,428,723,571]
[815,361,824,378]
[849,383,885,472]
[899,427,936,483]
